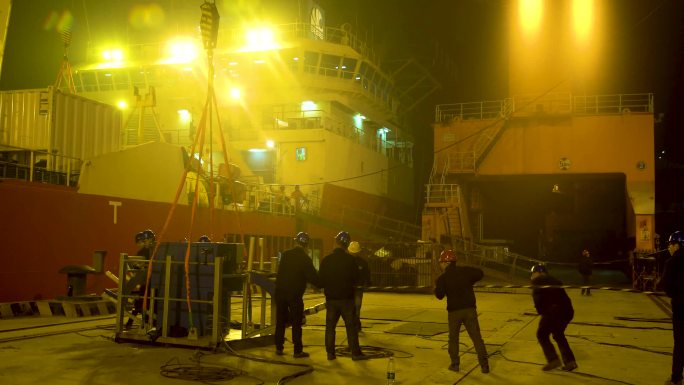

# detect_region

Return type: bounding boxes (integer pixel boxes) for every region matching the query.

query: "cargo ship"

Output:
[0,1,432,302]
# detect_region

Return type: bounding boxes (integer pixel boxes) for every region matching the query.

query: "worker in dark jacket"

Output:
[125,229,156,329]
[578,249,593,295]
[434,249,489,373]
[662,230,684,385]
[319,231,368,361]
[274,231,321,358]
[530,263,577,371]
[348,241,371,331]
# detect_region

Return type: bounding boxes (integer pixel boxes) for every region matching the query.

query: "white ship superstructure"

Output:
[69,1,439,210]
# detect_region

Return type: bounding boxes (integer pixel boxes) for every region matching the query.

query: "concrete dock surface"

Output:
[0,288,673,385]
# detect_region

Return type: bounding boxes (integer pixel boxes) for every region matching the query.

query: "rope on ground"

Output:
[333,345,413,359]
[222,337,313,385]
[492,350,636,385]
[614,316,671,324]
[571,320,671,331]
[570,335,672,356]
[159,353,256,384]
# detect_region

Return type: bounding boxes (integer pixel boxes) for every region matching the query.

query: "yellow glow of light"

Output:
[266,140,275,148]
[102,48,124,62]
[301,100,316,111]
[519,0,543,36]
[229,87,241,100]
[177,109,191,123]
[353,114,365,129]
[241,27,280,52]
[164,39,198,64]
[116,100,127,110]
[573,0,594,45]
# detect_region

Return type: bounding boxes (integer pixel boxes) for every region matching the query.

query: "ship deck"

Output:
[0,284,672,385]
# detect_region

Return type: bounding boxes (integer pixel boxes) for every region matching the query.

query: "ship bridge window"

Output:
[110,69,130,90]
[356,62,367,83]
[130,70,147,88]
[358,62,369,76]
[282,49,301,72]
[304,52,319,74]
[145,69,160,85]
[96,72,114,91]
[75,71,95,92]
[340,58,357,79]
[320,54,341,77]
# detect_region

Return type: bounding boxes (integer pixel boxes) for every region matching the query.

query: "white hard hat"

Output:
[348,241,361,254]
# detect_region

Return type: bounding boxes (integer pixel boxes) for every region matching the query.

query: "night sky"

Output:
[2,0,684,213]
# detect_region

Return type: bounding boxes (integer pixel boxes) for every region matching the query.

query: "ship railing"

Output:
[573,93,654,114]
[324,202,422,242]
[424,184,461,205]
[435,92,654,122]
[333,240,532,292]
[0,145,81,187]
[435,99,510,122]
[221,22,378,66]
[227,183,322,216]
[351,240,439,291]
[228,112,414,168]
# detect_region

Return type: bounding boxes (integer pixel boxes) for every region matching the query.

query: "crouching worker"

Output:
[530,263,577,371]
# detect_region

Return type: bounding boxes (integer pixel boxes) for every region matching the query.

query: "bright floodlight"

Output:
[177,109,191,123]
[572,0,594,46]
[229,87,241,100]
[242,27,279,51]
[102,48,123,62]
[519,0,542,36]
[116,100,127,109]
[266,140,275,148]
[166,39,198,64]
[301,101,316,111]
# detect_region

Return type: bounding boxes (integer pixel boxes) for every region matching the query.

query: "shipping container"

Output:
[0,87,122,172]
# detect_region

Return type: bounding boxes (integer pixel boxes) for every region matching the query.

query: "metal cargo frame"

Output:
[114,248,246,348]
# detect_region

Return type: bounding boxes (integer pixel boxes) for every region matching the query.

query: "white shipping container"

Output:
[0,87,122,172]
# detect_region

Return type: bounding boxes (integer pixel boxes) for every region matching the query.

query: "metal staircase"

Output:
[297,203,421,243]
[124,110,162,145]
[422,184,472,247]
[424,97,515,247]
[123,86,165,146]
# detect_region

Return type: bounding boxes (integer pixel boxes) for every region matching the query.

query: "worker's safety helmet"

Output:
[198,235,211,242]
[439,249,456,263]
[141,229,156,241]
[335,231,351,248]
[582,249,590,257]
[348,241,361,254]
[530,263,548,274]
[294,231,310,246]
[669,231,684,245]
[135,232,146,243]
